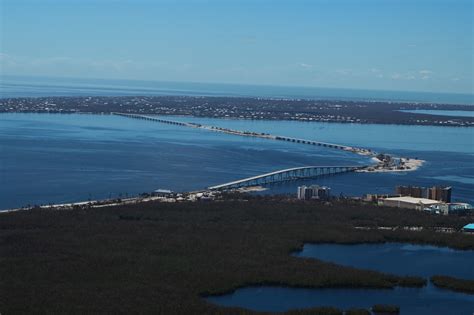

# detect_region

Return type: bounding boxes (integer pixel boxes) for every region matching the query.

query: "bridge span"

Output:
[113,112,373,156]
[208,165,366,190]
[114,113,379,190]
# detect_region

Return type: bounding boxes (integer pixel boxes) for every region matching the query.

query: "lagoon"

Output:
[294,243,474,279]
[206,284,474,314]
[207,243,474,314]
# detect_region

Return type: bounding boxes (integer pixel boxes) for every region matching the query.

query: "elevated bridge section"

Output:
[113,112,195,127]
[113,113,373,156]
[208,165,366,190]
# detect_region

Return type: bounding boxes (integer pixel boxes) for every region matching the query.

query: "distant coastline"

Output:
[1,94,473,127]
[1,75,473,105]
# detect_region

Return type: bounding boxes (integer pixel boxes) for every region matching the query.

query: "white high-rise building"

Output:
[297,185,331,200]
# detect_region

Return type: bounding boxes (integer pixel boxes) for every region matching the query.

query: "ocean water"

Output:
[1,76,473,209]
[1,75,473,104]
[0,113,473,209]
[158,115,474,201]
[0,113,368,209]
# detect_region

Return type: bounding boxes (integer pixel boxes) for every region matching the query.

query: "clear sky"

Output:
[0,0,472,94]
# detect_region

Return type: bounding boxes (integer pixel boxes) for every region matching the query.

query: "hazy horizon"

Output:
[1,0,472,94]
[2,73,474,96]
[2,73,473,105]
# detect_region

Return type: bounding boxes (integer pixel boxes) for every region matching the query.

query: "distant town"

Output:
[1,95,473,126]
[297,184,472,216]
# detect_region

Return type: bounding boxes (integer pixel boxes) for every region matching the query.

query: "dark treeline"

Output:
[1,95,473,126]
[431,275,474,294]
[371,305,400,314]
[1,199,473,314]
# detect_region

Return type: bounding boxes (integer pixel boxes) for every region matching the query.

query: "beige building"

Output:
[378,196,441,210]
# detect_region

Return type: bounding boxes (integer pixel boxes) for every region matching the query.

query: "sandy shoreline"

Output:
[357,157,425,173]
[0,195,168,214]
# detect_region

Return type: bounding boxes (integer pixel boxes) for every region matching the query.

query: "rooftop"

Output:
[154,189,173,194]
[463,223,474,230]
[383,196,441,205]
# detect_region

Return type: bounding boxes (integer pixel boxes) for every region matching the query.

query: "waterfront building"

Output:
[315,186,331,200]
[436,203,472,215]
[154,189,173,197]
[378,196,441,211]
[395,185,452,203]
[363,194,393,202]
[447,203,472,212]
[297,186,307,200]
[297,185,331,201]
[427,186,452,203]
[379,196,471,215]
[395,185,424,198]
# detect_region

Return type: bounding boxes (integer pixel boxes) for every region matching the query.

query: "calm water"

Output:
[207,243,474,314]
[1,113,473,209]
[206,284,474,314]
[158,115,474,153]
[400,109,474,118]
[294,243,474,279]
[0,113,367,209]
[1,75,473,104]
[159,115,474,201]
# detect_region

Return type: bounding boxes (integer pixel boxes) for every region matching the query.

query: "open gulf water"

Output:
[0,112,473,209]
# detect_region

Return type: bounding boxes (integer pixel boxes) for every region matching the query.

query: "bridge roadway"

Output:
[113,113,374,190]
[113,113,373,156]
[208,165,366,190]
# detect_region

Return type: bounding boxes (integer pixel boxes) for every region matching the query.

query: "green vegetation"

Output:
[372,304,400,314]
[431,275,474,294]
[1,198,473,314]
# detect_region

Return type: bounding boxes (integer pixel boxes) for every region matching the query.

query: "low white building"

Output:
[378,196,441,210]
[429,202,472,215]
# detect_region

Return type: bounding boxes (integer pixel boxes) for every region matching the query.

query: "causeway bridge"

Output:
[113,112,372,155]
[208,165,366,190]
[113,112,194,127]
[114,113,376,190]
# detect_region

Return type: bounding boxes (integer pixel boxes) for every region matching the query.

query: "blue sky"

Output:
[0,0,472,93]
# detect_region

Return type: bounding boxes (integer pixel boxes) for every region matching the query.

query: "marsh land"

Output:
[1,197,473,314]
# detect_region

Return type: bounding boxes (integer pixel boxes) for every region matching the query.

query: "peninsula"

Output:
[1,95,473,126]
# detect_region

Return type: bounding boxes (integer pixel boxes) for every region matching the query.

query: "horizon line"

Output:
[2,73,473,97]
